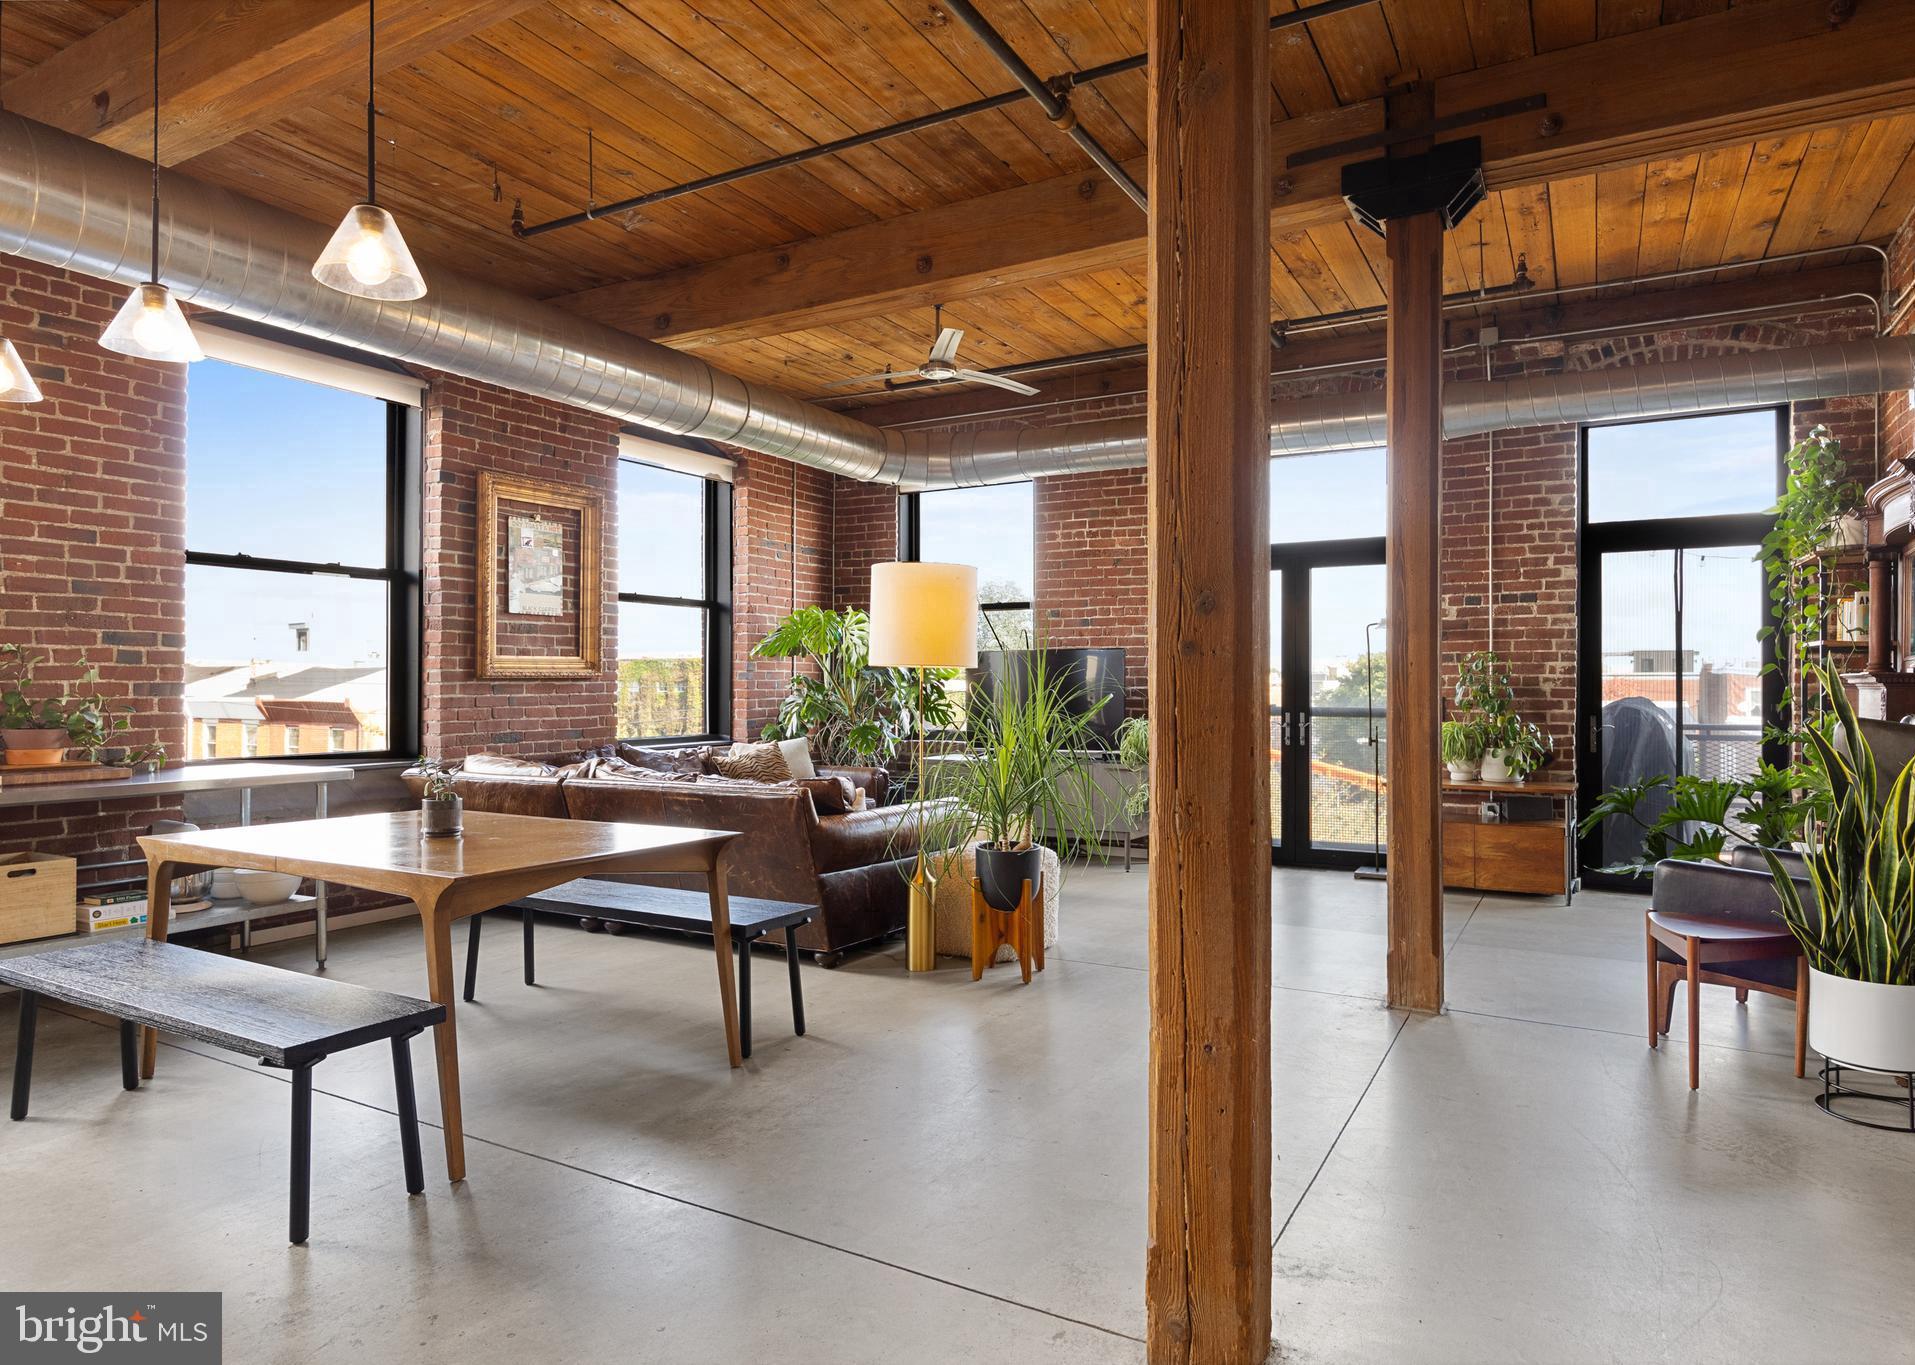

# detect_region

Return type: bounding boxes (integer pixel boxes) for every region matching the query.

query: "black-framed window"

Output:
[184,359,420,763]
[616,455,732,741]
[902,480,1035,651]
[1577,407,1787,881]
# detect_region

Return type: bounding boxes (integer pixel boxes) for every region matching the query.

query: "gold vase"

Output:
[907,870,937,972]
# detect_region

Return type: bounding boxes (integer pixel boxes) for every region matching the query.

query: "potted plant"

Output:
[753,605,958,767]
[1765,669,1915,1077]
[417,757,463,838]
[923,652,1105,911]
[1441,720,1484,781]
[0,645,131,765]
[1451,650,1551,783]
[1760,425,1865,742]
[1114,714,1149,821]
[124,742,167,776]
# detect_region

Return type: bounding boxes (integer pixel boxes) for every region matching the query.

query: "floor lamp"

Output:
[869,561,979,972]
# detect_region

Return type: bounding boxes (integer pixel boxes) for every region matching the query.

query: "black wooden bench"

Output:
[0,939,443,1245]
[464,878,814,1059]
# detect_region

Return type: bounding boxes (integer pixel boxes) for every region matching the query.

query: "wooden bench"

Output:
[464,879,814,1060]
[0,939,443,1245]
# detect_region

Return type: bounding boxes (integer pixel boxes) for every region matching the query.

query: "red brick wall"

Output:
[0,257,187,883]
[729,448,832,739]
[830,476,898,612]
[420,373,621,760]
[1035,469,1149,712]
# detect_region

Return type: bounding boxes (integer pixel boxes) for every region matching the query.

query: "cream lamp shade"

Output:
[868,561,980,669]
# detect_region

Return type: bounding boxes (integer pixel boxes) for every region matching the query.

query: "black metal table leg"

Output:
[786,928,806,1037]
[10,990,37,1121]
[523,905,536,986]
[289,1063,314,1245]
[737,933,753,1060]
[463,914,483,1003]
[120,1019,139,1091]
[391,1032,424,1196]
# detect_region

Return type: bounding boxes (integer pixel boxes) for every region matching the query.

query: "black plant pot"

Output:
[976,842,1042,912]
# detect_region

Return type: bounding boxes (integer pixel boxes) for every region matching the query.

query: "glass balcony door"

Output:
[1270,540,1387,866]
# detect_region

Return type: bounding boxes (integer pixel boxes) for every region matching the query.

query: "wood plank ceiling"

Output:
[4,0,1912,411]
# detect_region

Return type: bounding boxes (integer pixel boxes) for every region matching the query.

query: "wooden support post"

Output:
[1146,0,1272,1360]
[1384,84,1447,1015]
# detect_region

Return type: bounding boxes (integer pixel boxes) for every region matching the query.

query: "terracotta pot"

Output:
[1,728,69,766]
[976,842,1042,912]
[1809,968,1915,1075]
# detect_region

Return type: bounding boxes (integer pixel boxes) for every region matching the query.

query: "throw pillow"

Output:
[617,743,712,776]
[710,740,793,783]
[462,754,556,776]
[795,774,855,814]
[777,736,818,780]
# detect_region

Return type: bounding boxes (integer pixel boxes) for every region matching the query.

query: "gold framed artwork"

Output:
[476,471,603,679]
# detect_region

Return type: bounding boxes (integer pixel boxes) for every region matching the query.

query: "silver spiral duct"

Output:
[2,112,1907,492]
[0,112,902,480]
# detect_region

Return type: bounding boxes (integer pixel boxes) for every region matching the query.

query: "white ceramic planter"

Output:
[1445,760,1481,782]
[1479,750,1514,783]
[1809,968,1915,1075]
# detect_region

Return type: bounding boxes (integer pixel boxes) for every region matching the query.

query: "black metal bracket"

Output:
[1340,137,1487,235]
[1289,92,1548,169]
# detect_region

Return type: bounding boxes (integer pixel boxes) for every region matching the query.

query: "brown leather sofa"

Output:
[402,750,955,964]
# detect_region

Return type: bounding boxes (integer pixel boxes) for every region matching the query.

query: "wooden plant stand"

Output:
[970,878,1044,984]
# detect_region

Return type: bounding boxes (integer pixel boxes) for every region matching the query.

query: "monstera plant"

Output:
[754,606,957,766]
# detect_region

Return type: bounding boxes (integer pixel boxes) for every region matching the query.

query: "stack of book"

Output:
[76,888,212,932]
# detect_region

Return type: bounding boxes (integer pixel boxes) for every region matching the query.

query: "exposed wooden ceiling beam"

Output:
[0,0,544,166]
[555,0,1915,350]
[836,261,1885,429]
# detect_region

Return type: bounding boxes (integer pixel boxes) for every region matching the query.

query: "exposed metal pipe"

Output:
[892,336,1915,489]
[939,0,1147,212]
[514,0,1379,237]
[0,111,906,481]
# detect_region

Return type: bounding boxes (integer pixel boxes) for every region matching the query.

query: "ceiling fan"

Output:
[825,305,1040,396]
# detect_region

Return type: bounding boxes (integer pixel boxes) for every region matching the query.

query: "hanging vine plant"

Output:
[1758,424,1864,742]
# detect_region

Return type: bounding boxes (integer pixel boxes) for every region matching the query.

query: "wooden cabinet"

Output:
[1443,818,1566,896]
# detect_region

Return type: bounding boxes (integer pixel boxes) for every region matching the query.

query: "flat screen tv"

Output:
[972,648,1128,750]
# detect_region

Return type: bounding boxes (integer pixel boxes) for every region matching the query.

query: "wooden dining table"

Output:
[136,809,740,1182]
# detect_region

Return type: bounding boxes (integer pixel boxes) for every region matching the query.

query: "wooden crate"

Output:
[0,852,79,945]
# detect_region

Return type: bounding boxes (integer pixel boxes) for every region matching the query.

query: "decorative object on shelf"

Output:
[311,0,427,301]
[1441,719,1484,782]
[232,870,304,906]
[475,472,602,679]
[417,758,464,839]
[0,852,77,946]
[869,562,978,972]
[754,605,959,766]
[1764,669,1915,1121]
[1760,424,1865,741]
[124,743,167,776]
[1449,650,1552,784]
[98,2,202,366]
[0,645,132,765]
[920,648,1105,917]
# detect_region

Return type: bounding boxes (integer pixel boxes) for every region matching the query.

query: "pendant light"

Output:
[99,1,202,364]
[0,12,44,401]
[312,0,425,300]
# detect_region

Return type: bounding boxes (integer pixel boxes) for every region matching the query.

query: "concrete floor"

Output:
[2,866,1912,1364]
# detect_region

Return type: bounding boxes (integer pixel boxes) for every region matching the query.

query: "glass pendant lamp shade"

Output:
[0,337,44,402]
[100,282,204,364]
[312,202,427,300]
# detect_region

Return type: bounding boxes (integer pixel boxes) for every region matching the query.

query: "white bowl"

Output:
[232,869,302,906]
